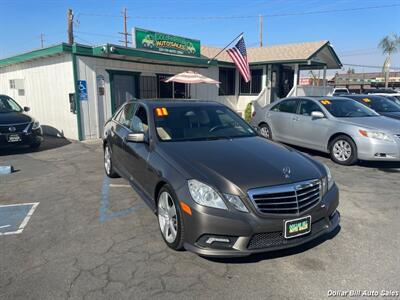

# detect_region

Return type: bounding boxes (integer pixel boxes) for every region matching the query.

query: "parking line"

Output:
[109,184,131,188]
[0,202,39,235]
[0,225,10,229]
[99,176,144,222]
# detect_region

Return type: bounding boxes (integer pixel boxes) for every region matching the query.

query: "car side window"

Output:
[298,100,323,116]
[277,99,298,114]
[130,105,149,133]
[117,103,136,127]
[271,103,280,112]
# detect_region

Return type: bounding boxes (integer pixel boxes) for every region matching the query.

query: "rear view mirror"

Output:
[23,106,30,112]
[311,111,325,119]
[126,133,145,143]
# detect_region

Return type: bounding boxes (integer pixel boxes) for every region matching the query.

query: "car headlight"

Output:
[359,130,394,143]
[321,164,334,196]
[223,194,248,213]
[188,179,227,210]
[32,121,41,130]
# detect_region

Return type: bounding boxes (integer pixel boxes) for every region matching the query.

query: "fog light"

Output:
[206,237,230,244]
[196,235,238,249]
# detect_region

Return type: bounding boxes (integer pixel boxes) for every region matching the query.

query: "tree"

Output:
[378,33,400,88]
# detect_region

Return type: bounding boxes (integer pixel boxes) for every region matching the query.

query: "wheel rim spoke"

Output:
[158,191,178,243]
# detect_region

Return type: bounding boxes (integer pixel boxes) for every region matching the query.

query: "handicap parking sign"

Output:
[78,80,88,101]
[0,203,39,235]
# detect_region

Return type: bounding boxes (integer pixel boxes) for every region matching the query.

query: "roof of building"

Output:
[0,40,342,69]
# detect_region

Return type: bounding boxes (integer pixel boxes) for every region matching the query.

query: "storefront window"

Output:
[157,74,188,99]
[218,68,236,96]
[240,69,263,95]
[140,76,157,98]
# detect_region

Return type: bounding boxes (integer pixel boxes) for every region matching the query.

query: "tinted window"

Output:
[117,103,136,127]
[219,68,236,96]
[131,105,149,133]
[0,96,22,113]
[276,99,298,113]
[154,105,256,141]
[321,99,378,118]
[240,69,262,95]
[357,97,400,113]
[298,100,323,116]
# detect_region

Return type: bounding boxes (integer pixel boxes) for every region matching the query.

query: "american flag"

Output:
[226,36,251,83]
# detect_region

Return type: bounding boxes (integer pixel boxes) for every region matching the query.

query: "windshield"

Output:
[154,105,257,141]
[357,97,400,113]
[0,95,23,113]
[321,99,379,118]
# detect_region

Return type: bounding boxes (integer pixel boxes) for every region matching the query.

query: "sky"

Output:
[0,0,399,74]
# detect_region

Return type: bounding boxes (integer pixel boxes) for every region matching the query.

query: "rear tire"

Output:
[157,185,185,251]
[329,135,358,165]
[104,144,119,178]
[259,123,273,140]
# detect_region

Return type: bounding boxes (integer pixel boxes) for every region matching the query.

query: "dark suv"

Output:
[0,95,43,149]
[103,100,340,257]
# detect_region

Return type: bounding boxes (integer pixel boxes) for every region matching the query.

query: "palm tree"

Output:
[378,33,400,88]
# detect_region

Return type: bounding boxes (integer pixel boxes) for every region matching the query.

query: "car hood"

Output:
[158,136,324,194]
[0,112,32,125]
[338,116,400,134]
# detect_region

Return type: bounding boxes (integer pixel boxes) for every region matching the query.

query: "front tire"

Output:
[329,135,358,165]
[157,185,185,251]
[259,123,273,140]
[104,144,119,178]
[30,142,41,149]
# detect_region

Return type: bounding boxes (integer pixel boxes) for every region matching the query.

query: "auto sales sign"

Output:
[133,28,201,57]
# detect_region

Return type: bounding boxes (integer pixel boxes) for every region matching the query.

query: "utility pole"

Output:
[67,8,74,45]
[259,15,263,47]
[40,33,45,48]
[119,8,130,47]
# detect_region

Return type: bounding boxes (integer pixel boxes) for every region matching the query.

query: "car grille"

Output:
[247,217,327,250]
[0,123,31,134]
[248,179,321,215]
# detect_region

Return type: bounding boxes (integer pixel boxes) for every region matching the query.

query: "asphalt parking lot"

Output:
[1,136,399,300]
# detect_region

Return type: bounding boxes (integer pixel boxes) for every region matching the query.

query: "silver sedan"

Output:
[251,96,400,165]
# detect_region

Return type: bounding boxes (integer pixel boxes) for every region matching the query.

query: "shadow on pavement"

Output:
[0,135,71,157]
[205,226,341,264]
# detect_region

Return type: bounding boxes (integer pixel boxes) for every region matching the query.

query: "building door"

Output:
[108,70,140,113]
[280,66,294,98]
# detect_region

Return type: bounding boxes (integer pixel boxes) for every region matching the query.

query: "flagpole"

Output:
[207,32,243,64]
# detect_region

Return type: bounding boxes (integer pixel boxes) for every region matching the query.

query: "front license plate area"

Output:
[284,216,311,239]
[8,134,22,143]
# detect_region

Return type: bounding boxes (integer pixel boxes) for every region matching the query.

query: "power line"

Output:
[342,63,400,70]
[76,3,400,21]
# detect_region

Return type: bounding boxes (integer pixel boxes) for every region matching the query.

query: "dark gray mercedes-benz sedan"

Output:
[103,100,340,257]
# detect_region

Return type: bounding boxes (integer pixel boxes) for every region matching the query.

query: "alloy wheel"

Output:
[158,191,178,243]
[332,140,352,162]
[260,126,271,139]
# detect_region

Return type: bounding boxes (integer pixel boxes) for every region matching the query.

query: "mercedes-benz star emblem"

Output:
[8,126,16,132]
[282,166,291,179]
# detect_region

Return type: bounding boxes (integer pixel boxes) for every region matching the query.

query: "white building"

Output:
[0,36,341,141]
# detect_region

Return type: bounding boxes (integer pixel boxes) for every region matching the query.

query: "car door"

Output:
[268,99,299,143]
[110,103,136,176]
[123,104,152,192]
[291,99,330,151]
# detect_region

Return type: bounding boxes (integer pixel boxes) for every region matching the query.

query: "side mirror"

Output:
[126,132,145,143]
[311,111,325,119]
[23,106,30,112]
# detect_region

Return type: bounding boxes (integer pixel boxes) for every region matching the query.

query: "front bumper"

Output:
[179,184,340,257]
[356,136,400,161]
[0,129,43,147]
